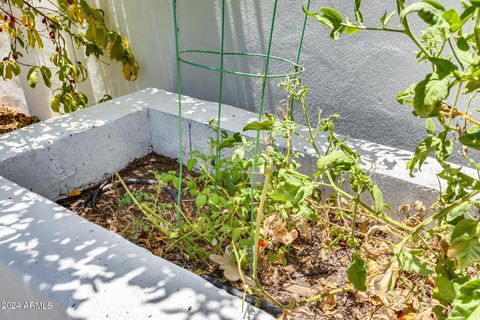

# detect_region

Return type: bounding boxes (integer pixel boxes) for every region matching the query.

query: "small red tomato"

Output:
[259,240,268,248]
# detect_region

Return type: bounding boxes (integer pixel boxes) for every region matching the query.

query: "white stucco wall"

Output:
[0,0,460,155]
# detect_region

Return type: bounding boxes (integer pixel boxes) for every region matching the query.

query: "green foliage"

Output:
[397,249,433,276]
[307,0,480,317]
[0,0,138,113]
[348,254,367,291]
[448,219,480,270]
[448,279,480,320]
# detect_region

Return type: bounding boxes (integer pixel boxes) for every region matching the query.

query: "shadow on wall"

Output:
[18,0,176,120]
[81,0,175,103]
[0,178,265,320]
[175,0,307,115]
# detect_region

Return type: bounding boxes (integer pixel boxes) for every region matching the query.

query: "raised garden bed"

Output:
[1,89,475,320]
[58,152,431,319]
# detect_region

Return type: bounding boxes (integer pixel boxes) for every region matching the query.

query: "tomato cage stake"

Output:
[171,0,311,270]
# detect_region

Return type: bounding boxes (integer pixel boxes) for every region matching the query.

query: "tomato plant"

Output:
[307,0,480,318]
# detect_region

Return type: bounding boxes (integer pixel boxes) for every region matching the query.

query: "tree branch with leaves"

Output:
[0,0,139,113]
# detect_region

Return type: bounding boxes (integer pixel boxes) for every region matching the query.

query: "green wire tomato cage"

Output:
[171,0,311,270]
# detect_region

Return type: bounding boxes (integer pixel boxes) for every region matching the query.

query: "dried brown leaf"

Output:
[414,201,426,213]
[298,220,312,239]
[283,283,318,297]
[372,260,399,303]
[321,294,338,315]
[263,215,299,245]
[209,253,255,287]
[209,253,241,282]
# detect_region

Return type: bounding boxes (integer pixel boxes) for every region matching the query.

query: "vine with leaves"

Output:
[304,0,480,318]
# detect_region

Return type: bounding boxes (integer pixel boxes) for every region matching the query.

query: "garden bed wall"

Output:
[1,87,461,208]
[0,88,475,319]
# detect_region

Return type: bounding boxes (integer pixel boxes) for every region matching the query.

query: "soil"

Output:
[0,105,39,134]
[59,153,430,320]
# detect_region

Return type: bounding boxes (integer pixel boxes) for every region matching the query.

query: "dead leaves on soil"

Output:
[263,214,299,246]
[0,106,39,134]
[209,252,255,287]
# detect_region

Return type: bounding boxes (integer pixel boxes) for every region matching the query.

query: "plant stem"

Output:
[295,287,353,307]
[403,23,431,58]
[324,171,414,233]
[448,39,464,70]
[396,189,480,252]
[350,197,359,249]
[340,23,405,34]
[115,172,169,236]
[440,102,480,127]
[252,162,273,282]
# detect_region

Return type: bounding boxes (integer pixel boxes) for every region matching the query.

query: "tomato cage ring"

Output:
[178,50,305,79]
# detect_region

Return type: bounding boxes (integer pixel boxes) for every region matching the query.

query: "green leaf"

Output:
[459,131,480,150]
[448,279,480,320]
[446,201,471,223]
[11,0,24,7]
[407,136,437,176]
[316,151,356,172]
[442,9,462,31]
[243,120,274,132]
[348,254,367,291]
[380,11,395,28]
[433,275,457,303]
[354,0,363,24]
[425,118,436,135]
[397,82,417,105]
[456,37,474,66]
[371,184,384,214]
[98,94,112,104]
[421,0,445,10]
[195,194,207,208]
[40,66,52,88]
[120,195,132,206]
[27,67,38,88]
[318,7,343,29]
[217,132,242,150]
[187,158,197,171]
[400,0,445,25]
[429,57,458,78]
[448,219,480,270]
[232,227,243,241]
[51,95,61,113]
[306,7,344,39]
[271,172,313,205]
[413,73,449,118]
[398,249,433,276]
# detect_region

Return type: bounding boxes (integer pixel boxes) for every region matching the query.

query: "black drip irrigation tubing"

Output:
[201,275,283,317]
[81,178,178,210]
